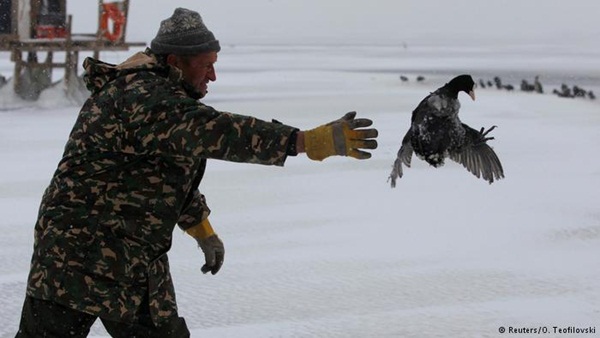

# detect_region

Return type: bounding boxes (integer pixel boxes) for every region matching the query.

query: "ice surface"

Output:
[1,5,600,337]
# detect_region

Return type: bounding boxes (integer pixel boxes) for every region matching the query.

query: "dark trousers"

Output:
[15,296,190,338]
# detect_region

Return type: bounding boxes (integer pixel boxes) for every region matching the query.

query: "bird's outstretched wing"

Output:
[388,129,414,188]
[449,125,504,184]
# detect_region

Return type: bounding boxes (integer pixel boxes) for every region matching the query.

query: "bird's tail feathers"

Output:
[388,157,404,188]
[388,152,411,188]
[388,138,414,188]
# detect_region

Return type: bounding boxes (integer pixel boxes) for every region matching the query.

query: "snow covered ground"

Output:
[1,42,599,337]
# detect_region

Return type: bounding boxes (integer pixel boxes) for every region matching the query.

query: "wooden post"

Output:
[120,0,129,44]
[93,0,103,59]
[12,47,22,92]
[30,0,40,38]
[64,14,73,88]
[45,51,53,67]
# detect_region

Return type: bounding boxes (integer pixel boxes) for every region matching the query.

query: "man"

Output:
[16,8,378,337]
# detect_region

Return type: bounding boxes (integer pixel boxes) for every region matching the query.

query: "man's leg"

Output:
[15,296,97,338]
[102,315,190,338]
[101,290,190,338]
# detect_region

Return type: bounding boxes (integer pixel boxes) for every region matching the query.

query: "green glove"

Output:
[304,111,378,161]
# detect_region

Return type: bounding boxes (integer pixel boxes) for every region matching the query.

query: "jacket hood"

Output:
[82,49,183,95]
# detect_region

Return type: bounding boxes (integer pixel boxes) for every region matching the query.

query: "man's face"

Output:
[168,52,218,98]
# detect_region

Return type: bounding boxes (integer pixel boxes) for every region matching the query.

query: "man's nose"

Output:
[207,66,217,82]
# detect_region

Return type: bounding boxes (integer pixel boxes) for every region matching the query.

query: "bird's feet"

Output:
[477,125,497,143]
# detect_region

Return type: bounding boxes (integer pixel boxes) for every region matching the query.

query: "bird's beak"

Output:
[468,90,476,101]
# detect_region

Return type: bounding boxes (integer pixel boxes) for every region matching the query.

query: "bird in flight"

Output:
[388,74,504,187]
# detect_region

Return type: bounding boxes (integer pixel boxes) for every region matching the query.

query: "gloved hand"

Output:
[185,219,224,275]
[198,235,224,275]
[304,111,378,161]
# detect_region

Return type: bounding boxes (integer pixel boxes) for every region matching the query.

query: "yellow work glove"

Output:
[304,111,378,161]
[186,219,224,275]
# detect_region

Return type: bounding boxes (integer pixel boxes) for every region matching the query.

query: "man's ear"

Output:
[166,54,178,66]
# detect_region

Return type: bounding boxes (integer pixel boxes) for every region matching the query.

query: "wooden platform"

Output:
[0,0,145,99]
[3,35,145,91]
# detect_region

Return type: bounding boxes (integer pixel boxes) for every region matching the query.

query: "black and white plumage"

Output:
[388,74,504,187]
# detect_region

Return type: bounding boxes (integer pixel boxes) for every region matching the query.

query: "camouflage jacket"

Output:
[26,49,297,324]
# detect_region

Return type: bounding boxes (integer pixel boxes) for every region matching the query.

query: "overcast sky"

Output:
[69,0,600,46]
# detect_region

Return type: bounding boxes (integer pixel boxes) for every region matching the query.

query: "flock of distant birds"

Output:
[400,74,596,100]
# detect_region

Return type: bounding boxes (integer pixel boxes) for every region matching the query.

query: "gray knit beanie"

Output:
[151,8,221,55]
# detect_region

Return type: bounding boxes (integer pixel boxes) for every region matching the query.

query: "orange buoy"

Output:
[100,3,125,42]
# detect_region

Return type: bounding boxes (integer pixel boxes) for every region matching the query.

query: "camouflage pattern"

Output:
[26,48,297,324]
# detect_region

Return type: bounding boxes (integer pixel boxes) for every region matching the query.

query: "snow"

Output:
[2,2,600,337]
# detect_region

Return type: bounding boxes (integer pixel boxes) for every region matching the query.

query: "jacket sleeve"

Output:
[120,87,297,166]
[177,189,210,231]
